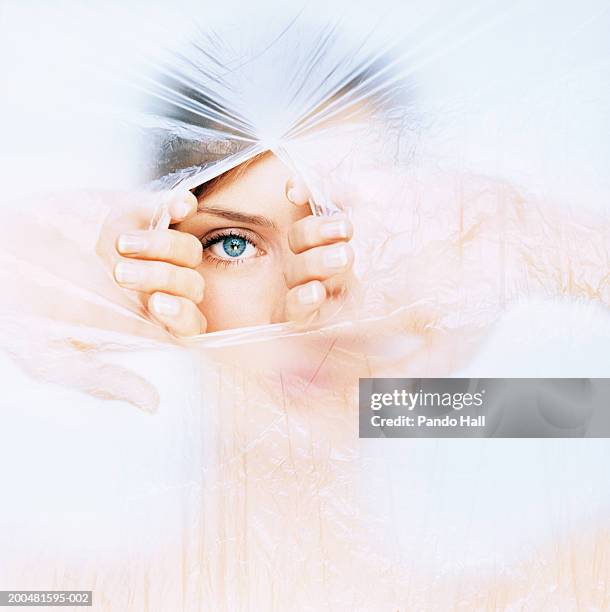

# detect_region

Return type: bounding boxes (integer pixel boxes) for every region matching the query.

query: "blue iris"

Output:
[222,236,247,257]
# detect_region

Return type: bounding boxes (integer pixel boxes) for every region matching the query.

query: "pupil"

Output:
[222,236,247,257]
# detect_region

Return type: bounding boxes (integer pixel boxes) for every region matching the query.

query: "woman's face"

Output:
[175,155,310,332]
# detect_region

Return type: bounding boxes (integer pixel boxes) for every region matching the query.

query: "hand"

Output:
[282,178,355,324]
[112,191,208,337]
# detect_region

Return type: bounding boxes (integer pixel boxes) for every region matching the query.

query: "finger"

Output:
[284,243,354,289]
[116,229,203,268]
[284,281,327,323]
[148,293,207,337]
[133,190,198,225]
[285,176,311,206]
[288,214,353,254]
[166,190,198,223]
[114,259,205,303]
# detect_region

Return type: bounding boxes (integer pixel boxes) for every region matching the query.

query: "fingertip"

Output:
[297,280,326,306]
[186,190,198,209]
[285,281,326,324]
[148,292,207,337]
[168,190,198,222]
[149,292,181,318]
[285,177,310,206]
[322,243,353,272]
[319,215,353,240]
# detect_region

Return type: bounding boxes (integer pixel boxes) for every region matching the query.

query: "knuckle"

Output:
[179,303,204,336]
[185,233,203,266]
[162,263,179,290]
[177,320,199,338]
[283,269,295,289]
[302,223,318,248]
[287,225,301,252]
[283,261,299,289]
[167,318,189,338]
[185,269,205,302]
[158,232,175,260]
[303,249,323,279]
[302,218,319,247]
[289,217,315,252]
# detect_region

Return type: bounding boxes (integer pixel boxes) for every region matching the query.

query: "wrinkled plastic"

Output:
[1,1,610,610]
[138,12,416,203]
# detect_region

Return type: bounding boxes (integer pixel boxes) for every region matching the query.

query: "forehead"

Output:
[199,154,308,226]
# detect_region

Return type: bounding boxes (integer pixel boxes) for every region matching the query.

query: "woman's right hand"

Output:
[112,191,208,337]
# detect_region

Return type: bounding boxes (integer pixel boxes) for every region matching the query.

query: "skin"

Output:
[113,155,354,336]
[110,154,609,346]
[3,161,606,412]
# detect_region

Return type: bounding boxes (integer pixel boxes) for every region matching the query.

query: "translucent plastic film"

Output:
[139,8,417,205]
[1,1,610,610]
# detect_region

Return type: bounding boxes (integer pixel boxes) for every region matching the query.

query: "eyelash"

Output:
[200,229,261,267]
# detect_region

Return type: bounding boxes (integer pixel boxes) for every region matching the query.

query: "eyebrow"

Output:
[197,205,278,230]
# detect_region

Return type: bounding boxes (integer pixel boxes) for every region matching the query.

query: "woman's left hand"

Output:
[282,179,354,324]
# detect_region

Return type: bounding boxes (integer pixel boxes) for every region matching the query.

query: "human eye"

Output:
[200,228,264,266]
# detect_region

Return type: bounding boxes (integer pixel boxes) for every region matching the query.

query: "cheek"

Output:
[198,259,288,332]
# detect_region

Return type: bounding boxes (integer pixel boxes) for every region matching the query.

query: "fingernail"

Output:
[298,283,324,306]
[323,245,349,270]
[117,233,148,254]
[114,261,142,285]
[320,219,348,239]
[286,187,297,203]
[150,293,180,317]
[171,193,196,220]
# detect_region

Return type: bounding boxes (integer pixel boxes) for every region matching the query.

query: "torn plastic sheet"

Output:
[132,5,420,220]
[1,1,610,610]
